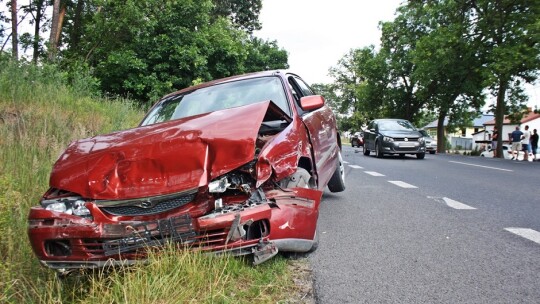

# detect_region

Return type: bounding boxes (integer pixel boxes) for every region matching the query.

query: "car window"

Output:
[141,77,290,126]
[378,120,417,131]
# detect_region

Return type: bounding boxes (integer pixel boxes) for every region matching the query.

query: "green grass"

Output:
[0,58,307,303]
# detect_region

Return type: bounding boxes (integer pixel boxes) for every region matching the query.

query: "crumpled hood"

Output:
[50,101,279,200]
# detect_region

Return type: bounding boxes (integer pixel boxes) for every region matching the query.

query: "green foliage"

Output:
[58,0,286,104]
[212,0,263,33]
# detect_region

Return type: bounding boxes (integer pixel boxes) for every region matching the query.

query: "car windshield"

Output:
[378,120,417,131]
[141,77,289,126]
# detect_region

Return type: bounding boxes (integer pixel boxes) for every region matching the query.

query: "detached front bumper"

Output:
[28,188,321,272]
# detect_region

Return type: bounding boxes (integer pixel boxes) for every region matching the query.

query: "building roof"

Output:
[423,114,494,129]
[483,111,540,126]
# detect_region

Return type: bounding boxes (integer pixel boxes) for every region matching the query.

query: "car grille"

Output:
[394,137,420,142]
[100,193,196,216]
[103,214,197,256]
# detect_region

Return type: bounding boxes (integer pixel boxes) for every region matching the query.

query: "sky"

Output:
[253,0,403,85]
[253,0,539,109]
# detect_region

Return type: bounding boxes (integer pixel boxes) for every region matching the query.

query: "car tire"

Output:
[429,151,435,154]
[417,152,425,159]
[363,146,370,156]
[375,141,384,158]
[328,150,346,192]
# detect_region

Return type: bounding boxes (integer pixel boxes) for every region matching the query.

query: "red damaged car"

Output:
[28,70,345,274]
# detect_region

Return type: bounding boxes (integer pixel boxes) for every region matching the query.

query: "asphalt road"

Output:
[311,145,540,303]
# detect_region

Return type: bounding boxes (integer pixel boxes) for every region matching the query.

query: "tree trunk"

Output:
[11,0,18,59]
[33,0,44,64]
[436,109,447,154]
[495,78,508,158]
[70,0,85,50]
[48,0,61,61]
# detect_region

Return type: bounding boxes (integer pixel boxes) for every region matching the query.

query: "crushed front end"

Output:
[27,101,322,273]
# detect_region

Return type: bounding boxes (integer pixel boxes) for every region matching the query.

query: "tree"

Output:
[398,0,486,153]
[212,0,262,33]
[64,0,287,103]
[10,0,17,59]
[470,0,540,157]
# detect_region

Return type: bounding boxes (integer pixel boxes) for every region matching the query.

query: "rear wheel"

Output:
[328,150,346,192]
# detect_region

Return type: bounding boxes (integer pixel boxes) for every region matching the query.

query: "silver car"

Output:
[419,130,437,154]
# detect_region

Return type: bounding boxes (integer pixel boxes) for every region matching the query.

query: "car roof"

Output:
[161,70,293,98]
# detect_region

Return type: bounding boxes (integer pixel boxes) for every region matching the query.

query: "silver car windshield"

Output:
[141,77,290,126]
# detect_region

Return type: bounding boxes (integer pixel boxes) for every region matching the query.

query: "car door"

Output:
[288,75,338,188]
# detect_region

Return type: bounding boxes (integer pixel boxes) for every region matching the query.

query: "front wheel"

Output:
[375,141,384,158]
[328,150,346,192]
[429,151,435,154]
[363,146,370,156]
[417,152,425,159]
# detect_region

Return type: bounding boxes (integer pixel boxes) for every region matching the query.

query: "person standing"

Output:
[531,128,538,161]
[522,125,532,161]
[491,126,499,157]
[510,126,523,160]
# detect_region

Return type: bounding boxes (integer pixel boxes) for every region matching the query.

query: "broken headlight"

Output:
[41,197,92,218]
[208,173,253,194]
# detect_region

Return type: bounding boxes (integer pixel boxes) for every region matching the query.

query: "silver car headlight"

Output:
[418,137,425,143]
[383,136,394,142]
[42,197,91,217]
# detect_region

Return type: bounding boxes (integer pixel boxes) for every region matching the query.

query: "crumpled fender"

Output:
[256,118,313,187]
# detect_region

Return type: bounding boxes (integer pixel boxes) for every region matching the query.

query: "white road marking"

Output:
[505,228,540,245]
[365,171,384,176]
[388,181,417,188]
[449,161,513,172]
[442,197,476,210]
[348,165,363,169]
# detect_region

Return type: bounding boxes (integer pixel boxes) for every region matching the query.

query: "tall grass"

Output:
[0,58,307,303]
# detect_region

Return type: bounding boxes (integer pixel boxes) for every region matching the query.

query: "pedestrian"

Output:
[491,126,498,157]
[531,128,538,161]
[522,125,532,161]
[510,126,523,160]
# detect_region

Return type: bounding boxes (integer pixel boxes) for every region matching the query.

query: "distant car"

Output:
[27,70,345,274]
[419,130,437,154]
[363,119,426,159]
[480,144,512,159]
[351,132,364,147]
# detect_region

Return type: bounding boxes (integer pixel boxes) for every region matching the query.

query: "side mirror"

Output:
[300,95,325,111]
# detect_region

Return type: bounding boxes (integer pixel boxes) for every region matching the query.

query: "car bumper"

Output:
[28,188,321,272]
[382,141,425,154]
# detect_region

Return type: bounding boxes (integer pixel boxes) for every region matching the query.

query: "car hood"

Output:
[380,130,422,138]
[50,101,286,200]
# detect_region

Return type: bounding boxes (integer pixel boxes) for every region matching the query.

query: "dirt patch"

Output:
[284,258,315,303]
